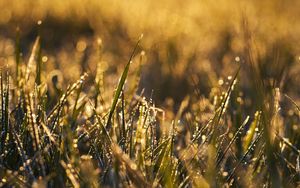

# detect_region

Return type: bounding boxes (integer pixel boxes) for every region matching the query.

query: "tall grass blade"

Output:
[106,35,143,129]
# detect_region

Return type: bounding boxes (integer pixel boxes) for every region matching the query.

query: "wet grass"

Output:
[0,28,299,188]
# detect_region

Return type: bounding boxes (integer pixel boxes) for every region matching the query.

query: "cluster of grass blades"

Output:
[0,33,299,188]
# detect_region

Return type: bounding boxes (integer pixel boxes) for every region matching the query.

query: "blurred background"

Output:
[0,0,300,109]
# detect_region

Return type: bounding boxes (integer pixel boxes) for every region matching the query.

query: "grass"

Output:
[0,1,299,186]
[0,30,299,188]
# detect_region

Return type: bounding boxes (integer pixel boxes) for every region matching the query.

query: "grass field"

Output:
[0,0,300,187]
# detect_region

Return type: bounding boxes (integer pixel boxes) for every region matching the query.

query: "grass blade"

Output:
[106,35,143,129]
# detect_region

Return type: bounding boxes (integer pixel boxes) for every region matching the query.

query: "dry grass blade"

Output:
[285,94,300,113]
[25,37,40,87]
[60,161,80,188]
[111,142,150,187]
[26,93,40,151]
[275,133,299,155]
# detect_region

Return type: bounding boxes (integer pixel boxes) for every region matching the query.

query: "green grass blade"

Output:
[106,35,143,129]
